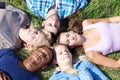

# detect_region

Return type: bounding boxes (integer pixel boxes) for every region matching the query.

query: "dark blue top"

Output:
[0,49,40,80]
[49,60,109,80]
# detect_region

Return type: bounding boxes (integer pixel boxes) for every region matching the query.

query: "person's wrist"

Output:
[117,59,120,68]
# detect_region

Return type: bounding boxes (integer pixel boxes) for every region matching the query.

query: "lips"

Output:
[64,55,70,59]
[34,54,41,63]
[74,35,77,41]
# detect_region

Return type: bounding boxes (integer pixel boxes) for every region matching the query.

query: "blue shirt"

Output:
[49,60,109,80]
[26,0,89,20]
[0,49,40,80]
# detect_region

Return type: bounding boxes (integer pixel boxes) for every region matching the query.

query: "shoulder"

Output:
[49,71,70,80]
[74,60,94,68]
[0,48,13,53]
[82,19,93,27]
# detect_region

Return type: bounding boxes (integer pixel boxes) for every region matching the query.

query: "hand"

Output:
[118,59,120,65]
[44,25,58,35]
[0,71,11,80]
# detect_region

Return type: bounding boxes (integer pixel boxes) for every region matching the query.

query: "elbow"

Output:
[86,52,95,61]
[82,19,92,26]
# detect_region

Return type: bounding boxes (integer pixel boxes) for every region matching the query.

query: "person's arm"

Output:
[49,72,68,80]
[0,49,10,57]
[82,60,109,80]
[82,16,120,26]
[0,71,11,80]
[86,51,120,68]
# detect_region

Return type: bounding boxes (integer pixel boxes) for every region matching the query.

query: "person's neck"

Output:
[75,34,86,46]
[18,28,24,40]
[60,64,78,75]
[82,34,87,46]
[18,61,27,70]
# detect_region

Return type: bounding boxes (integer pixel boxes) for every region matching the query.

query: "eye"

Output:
[65,49,69,53]
[58,52,62,55]
[48,23,52,26]
[55,25,57,28]
[66,33,70,37]
[34,31,38,34]
[30,58,37,65]
[66,39,70,45]
[42,52,48,60]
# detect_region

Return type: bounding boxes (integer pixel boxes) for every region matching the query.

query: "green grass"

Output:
[2,0,120,80]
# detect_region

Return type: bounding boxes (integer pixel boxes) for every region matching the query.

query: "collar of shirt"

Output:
[26,0,89,20]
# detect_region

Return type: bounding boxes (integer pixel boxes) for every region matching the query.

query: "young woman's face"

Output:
[24,47,53,71]
[54,45,72,67]
[59,31,85,46]
[19,28,50,47]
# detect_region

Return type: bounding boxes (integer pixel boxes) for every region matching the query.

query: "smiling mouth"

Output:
[64,55,70,59]
[34,54,41,63]
[74,35,77,41]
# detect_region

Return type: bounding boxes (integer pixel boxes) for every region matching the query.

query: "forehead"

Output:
[39,47,51,53]
[55,45,67,52]
[59,32,68,44]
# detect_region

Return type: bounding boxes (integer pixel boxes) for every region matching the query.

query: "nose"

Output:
[70,36,74,40]
[51,20,58,27]
[34,30,38,34]
[64,52,68,55]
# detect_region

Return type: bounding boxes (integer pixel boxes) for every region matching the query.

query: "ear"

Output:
[41,21,45,27]
[41,65,48,70]
[53,59,58,66]
[25,43,34,51]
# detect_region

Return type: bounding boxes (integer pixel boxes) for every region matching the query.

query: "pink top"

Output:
[84,22,120,55]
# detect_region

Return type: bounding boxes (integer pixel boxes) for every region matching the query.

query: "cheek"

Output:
[70,41,75,45]
[24,35,31,42]
[57,56,63,63]
[60,38,66,44]
[45,19,52,24]
[25,63,34,71]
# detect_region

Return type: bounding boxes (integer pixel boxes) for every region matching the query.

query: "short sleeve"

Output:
[0,49,12,57]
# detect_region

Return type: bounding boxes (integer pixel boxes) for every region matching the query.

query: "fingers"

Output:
[44,26,58,35]
[0,71,11,80]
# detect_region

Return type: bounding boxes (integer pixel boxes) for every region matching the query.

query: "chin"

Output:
[72,43,79,46]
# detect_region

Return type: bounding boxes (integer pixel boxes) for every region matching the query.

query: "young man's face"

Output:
[23,47,53,72]
[42,9,60,35]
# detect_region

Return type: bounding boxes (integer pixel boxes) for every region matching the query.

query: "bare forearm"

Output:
[82,18,110,26]
[108,16,120,23]
[86,52,120,68]
[82,16,120,26]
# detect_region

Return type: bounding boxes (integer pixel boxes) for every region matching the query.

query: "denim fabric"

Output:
[0,49,39,80]
[49,60,109,80]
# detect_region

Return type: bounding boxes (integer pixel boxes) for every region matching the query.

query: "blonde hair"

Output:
[24,23,52,51]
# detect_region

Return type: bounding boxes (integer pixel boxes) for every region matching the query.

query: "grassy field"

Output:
[2,0,120,80]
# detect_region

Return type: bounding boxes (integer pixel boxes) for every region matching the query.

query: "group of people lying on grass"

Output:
[0,0,120,80]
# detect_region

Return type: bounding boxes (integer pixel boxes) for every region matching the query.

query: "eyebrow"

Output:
[66,33,69,37]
